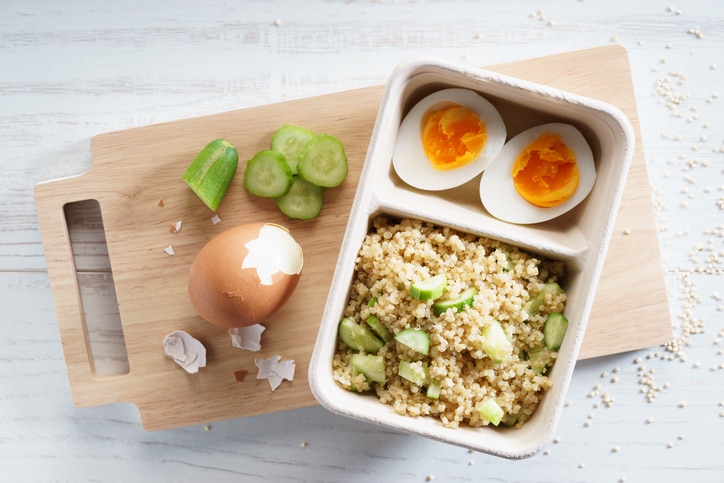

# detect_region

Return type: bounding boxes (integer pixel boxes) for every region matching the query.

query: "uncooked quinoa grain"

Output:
[332,217,566,429]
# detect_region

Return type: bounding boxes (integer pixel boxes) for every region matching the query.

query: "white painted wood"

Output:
[2,0,723,481]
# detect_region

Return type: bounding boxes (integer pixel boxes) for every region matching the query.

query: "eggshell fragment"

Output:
[163,330,207,374]
[480,123,596,224]
[188,223,303,328]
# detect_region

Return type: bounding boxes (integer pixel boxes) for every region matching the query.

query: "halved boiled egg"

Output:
[392,88,506,191]
[480,123,596,224]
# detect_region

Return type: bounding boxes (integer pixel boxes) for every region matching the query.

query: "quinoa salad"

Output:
[332,216,568,429]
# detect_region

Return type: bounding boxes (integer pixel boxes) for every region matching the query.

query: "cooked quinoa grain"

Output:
[332,217,567,429]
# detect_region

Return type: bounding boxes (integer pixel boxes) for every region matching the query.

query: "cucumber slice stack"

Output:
[244,125,348,220]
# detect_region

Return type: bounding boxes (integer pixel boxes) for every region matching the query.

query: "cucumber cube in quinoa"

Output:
[350,353,387,383]
[243,149,293,198]
[433,287,477,315]
[523,282,564,316]
[526,346,550,375]
[409,274,447,301]
[426,379,442,399]
[182,139,239,211]
[275,175,323,220]
[481,319,513,363]
[271,125,316,175]
[543,312,569,350]
[297,134,348,188]
[394,327,430,355]
[338,317,384,354]
[398,360,428,386]
[365,315,393,343]
[476,398,504,426]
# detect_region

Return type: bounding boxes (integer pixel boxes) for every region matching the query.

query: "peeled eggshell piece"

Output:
[255,355,296,391]
[229,324,266,352]
[163,330,207,374]
[188,222,303,328]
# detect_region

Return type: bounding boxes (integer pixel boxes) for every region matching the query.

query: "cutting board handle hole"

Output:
[64,199,130,378]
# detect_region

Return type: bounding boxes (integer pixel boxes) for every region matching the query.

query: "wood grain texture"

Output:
[4,0,724,481]
[34,45,670,430]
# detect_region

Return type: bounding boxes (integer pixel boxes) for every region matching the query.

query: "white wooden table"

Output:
[2,1,723,481]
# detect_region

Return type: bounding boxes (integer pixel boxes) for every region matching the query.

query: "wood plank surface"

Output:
[34,45,671,431]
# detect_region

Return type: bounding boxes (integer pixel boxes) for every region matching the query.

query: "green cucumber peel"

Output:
[183,139,239,211]
[410,274,447,301]
[338,317,384,354]
[271,125,316,175]
[275,175,323,220]
[433,287,477,315]
[543,312,569,350]
[394,327,430,355]
[350,353,387,384]
[481,319,513,363]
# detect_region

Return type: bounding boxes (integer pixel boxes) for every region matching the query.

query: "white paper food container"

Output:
[309,59,635,459]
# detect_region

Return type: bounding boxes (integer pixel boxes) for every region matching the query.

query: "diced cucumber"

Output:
[297,134,348,188]
[477,398,504,426]
[481,319,513,363]
[275,175,324,220]
[543,312,569,350]
[410,274,447,301]
[350,353,387,383]
[243,149,293,198]
[394,328,430,355]
[526,346,550,374]
[338,317,384,354]
[365,315,393,343]
[501,412,521,427]
[271,125,316,175]
[433,287,477,315]
[398,360,428,386]
[426,379,442,399]
[523,282,564,316]
[182,139,239,211]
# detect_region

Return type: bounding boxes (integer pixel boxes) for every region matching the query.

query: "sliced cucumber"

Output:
[338,317,384,354]
[481,319,513,363]
[275,175,324,220]
[394,328,430,355]
[350,353,387,383]
[410,274,447,301]
[398,360,428,386]
[297,134,348,188]
[543,312,569,350]
[426,379,442,399]
[433,287,477,315]
[526,346,550,374]
[365,315,393,343]
[523,282,564,316]
[477,398,504,426]
[271,125,316,175]
[243,149,293,198]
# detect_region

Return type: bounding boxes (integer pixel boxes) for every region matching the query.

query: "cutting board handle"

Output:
[35,172,132,407]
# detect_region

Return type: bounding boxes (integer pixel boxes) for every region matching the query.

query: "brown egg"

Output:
[188,222,303,328]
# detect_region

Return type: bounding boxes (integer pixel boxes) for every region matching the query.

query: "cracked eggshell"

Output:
[188,222,303,328]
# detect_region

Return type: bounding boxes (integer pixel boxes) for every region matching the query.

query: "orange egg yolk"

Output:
[421,105,487,170]
[511,132,579,208]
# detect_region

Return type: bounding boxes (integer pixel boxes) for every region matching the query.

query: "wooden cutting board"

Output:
[34,45,672,431]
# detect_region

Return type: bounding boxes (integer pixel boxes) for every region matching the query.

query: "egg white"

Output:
[479,123,596,224]
[392,88,506,191]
